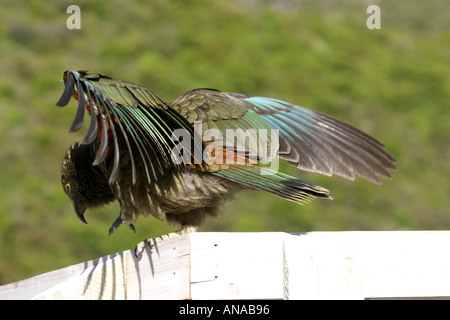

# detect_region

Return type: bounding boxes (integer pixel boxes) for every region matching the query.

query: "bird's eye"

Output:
[65,183,71,192]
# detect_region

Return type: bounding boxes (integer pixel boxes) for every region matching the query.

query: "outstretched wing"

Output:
[171,89,397,184]
[56,70,202,185]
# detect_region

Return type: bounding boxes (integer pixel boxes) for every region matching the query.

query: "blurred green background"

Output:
[0,0,449,285]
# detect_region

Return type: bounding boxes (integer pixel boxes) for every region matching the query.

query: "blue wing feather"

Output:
[242,96,397,183]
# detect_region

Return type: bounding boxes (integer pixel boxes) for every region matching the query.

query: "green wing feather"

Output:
[56,70,202,185]
[170,89,277,163]
[213,165,331,204]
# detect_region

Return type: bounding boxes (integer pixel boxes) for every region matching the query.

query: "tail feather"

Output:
[213,166,332,204]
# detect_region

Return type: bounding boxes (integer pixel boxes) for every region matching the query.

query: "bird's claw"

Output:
[108,215,135,236]
[132,226,198,259]
[133,239,151,259]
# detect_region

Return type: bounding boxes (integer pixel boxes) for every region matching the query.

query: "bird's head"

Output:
[61,144,90,224]
[61,143,115,224]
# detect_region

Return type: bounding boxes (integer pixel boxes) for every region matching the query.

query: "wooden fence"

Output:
[1,231,450,299]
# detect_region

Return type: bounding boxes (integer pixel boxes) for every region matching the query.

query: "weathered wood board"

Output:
[1,231,450,300]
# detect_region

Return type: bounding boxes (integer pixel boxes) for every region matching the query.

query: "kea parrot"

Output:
[57,70,397,236]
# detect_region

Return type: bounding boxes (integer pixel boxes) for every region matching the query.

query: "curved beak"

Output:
[73,202,88,224]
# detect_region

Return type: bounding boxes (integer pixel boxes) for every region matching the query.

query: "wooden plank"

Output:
[189,232,287,299]
[126,233,190,300]
[283,232,365,299]
[0,262,91,300]
[283,231,450,299]
[356,231,450,299]
[0,235,191,300]
[33,251,127,299]
[2,231,450,300]
[0,252,127,300]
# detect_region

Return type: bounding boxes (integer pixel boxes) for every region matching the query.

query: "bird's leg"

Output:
[133,225,198,258]
[108,211,135,236]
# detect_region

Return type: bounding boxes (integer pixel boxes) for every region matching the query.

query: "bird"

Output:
[57,70,397,236]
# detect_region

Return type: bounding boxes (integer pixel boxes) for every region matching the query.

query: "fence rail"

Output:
[1,231,450,299]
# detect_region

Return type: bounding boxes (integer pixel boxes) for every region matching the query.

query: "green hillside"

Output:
[0,0,449,284]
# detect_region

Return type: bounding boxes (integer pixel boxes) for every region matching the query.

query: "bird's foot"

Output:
[133,225,198,259]
[108,215,135,236]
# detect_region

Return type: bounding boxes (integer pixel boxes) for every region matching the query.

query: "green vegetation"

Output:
[0,0,449,284]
